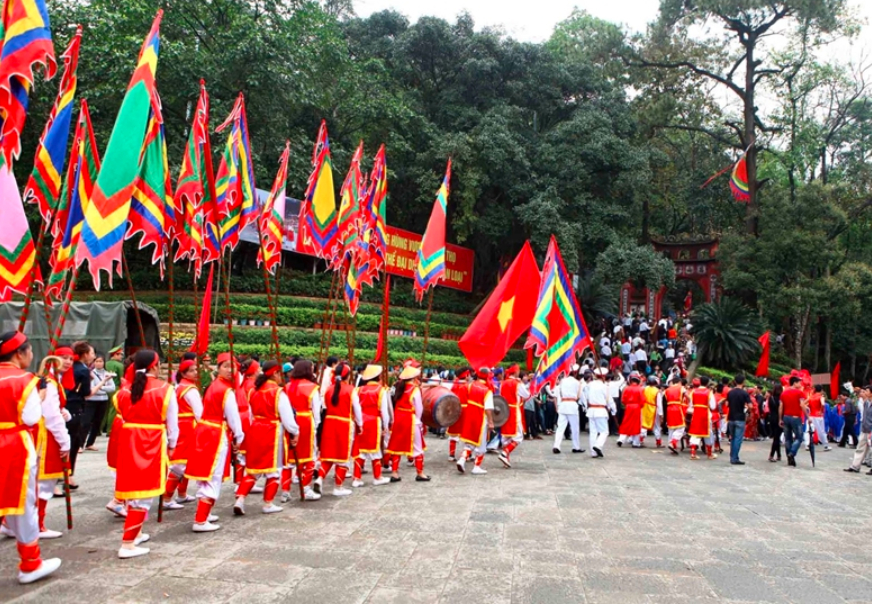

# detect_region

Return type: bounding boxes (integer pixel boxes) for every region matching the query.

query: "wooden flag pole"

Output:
[122,251,147,348]
[18,221,51,332]
[380,270,390,382]
[191,263,204,387]
[317,268,339,364]
[421,288,435,368]
[167,248,176,376]
[256,221,282,363]
[50,266,80,349]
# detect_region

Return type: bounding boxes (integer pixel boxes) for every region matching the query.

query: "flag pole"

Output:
[256,217,281,363]
[167,246,175,376]
[380,269,390,383]
[50,266,80,349]
[421,288,435,368]
[122,251,147,348]
[317,268,339,364]
[18,219,53,333]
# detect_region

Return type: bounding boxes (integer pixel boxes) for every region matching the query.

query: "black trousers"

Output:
[524,409,539,437]
[65,412,83,475]
[769,422,782,459]
[85,399,109,447]
[840,415,857,446]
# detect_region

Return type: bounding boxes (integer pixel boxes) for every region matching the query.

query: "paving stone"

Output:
[512,575,587,604]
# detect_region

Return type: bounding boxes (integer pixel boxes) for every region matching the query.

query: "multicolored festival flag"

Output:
[0,0,57,167]
[333,140,364,267]
[524,236,593,393]
[24,25,81,225]
[0,158,39,301]
[78,10,162,289]
[126,102,173,276]
[362,144,388,284]
[459,241,541,370]
[172,80,215,276]
[257,141,290,275]
[413,158,451,302]
[46,100,99,300]
[730,155,750,202]
[215,93,256,252]
[301,120,337,259]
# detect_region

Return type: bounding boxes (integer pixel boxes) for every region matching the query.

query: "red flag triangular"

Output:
[755,331,770,378]
[190,264,214,356]
[830,361,841,400]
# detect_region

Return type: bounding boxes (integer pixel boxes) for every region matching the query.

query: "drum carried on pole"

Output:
[492,394,510,428]
[421,386,462,430]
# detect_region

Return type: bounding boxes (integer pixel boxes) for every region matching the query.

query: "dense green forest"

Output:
[20,0,872,377]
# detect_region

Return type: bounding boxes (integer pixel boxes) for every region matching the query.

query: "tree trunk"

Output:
[687,353,702,381]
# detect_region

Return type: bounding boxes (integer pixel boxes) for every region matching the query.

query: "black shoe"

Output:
[730,461,745,465]
[415,475,431,482]
[845,467,860,473]
[390,476,402,483]
[866,469,872,476]
[788,456,796,467]
[616,441,623,448]
[593,447,603,458]
[552,448,561,454]
[572,449,585,454]
[837,443,846,448]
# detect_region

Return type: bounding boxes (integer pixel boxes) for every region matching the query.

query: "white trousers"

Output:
[810,417,828,446]
[690,435,713,446]
[553,413,580,451]
[126,499,153,511]
[618,433,641,446]
[37,479,55,501]
[588,417,609,454]
[667,427,685,443]
[197,434,229,501]
[6,449,39,544]
[169,463,186,479]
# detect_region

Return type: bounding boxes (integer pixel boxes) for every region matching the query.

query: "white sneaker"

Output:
[192,521,221,533]
[448,455,456,461]
[233,497,246,516]
[207,514,219,523]
[38,529,63,540]
[352,479,364,488]
[134,533,150,546]
[1,524,15,538]
[262,503,283,514]
[372,477,391,486]
[280,491,291,503]
[18,558,61,584]
[456,457,467,474]
[118,546,149,559]
[292,475,299,484]
[303,488,321,501]
[498,451,511,468]
[251,484,264,494]
[824,446,832,451]
[106,501,127,518]
[471,466,487,475]
[175,495,196,504]
[163,500,184,510]
[333,487,352,497]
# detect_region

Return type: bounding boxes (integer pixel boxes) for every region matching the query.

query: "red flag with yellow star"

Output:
[459,241,540,369]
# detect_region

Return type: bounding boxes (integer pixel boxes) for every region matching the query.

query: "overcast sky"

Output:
[355,0,872,50]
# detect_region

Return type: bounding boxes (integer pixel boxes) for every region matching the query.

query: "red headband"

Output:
[0,332,26,356]
[244,361,261,377]
[264,364,280,377]
[178,360,196,374]
[216,353,235,366]
[336,363,351,380]
[53,347,74,358]
[147,352,159,370]
[506,364,520,376]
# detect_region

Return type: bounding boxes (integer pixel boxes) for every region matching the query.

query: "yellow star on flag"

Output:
[498,296,514,332]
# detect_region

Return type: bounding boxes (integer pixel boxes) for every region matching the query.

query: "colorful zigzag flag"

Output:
[257,141,290,275]
[413,158,451,302]
[215,92,256,252]
[0,0,56,167]
[46,100,99,301]
[333,140,364,268]
[78,9,161,289]
[126,100,173,277]
[0,157,39,301]
[361,144,388,286]
[730,155,750,202]
[524,236,593,393]
[301,120,337,259]
[24,25,80,226]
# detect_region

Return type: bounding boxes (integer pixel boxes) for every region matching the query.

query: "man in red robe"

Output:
[617,374,644,448]
[498,365,523,468]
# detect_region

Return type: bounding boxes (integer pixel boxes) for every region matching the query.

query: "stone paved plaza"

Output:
[2,435,871,603]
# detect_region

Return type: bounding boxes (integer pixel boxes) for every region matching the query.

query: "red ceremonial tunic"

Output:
[171,380,199,465]
[106,395,124,472]
[320,382,355,463]
[36,375,66,480]
[500,378,522,438]
[618,385,643,436]
[114,377,172,500]
[459,381,490,445]
[386,384,421,456]
[246,382,284,474]
[286,379,318,464]
[0,363,39,516]
[664,385,686,430]
[237,376,255,454]
[688,387,713,438]
[355,383,385,455]
[185,377,233,482]
[808,393,824,417]
[446,380,468,438]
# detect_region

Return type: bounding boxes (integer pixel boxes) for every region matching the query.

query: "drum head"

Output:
[433,393,461,427]
[492,395,509,428]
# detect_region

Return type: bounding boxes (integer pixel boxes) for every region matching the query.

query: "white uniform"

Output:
[553,376,582,452]
[196,391,244,501]
[38,381,71,501]
[585,379,615,455]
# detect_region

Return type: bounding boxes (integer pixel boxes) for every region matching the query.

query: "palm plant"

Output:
[576,273,618,330]
[690,297,760,371]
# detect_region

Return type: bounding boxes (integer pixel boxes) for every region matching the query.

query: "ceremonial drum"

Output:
[421,386,462,430]
[492,395,509,428]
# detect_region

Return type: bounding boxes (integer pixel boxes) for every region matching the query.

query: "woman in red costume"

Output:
[163,360,202,510]
[351,364,392,488]
[316,362,363,496]
[114,349,179,559]
[386,361,430,482]
[283,360,322,501]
